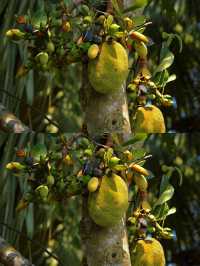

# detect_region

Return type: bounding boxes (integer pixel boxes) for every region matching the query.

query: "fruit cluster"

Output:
[6,133,177,265]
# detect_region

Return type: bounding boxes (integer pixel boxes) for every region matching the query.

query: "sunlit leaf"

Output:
[31,143,47,161]
[154,184,175,207]
[155,51,174,73]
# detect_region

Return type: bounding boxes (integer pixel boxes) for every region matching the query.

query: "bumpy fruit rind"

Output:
[88,41,129,94]
[131,238,165,266]
[88,174,128,227]
[134,105,166,133]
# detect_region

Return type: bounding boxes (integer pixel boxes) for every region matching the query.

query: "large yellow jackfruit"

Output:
[132,238,165,266]
[134,105,166,133]
[88,41,129,94]
[88,174,128,227]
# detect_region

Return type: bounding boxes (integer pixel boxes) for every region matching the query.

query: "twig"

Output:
[0,222,61,264]
[0,236,34,266]
[0,89,62,132]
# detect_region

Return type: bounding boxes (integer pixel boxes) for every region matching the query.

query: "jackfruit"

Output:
[88,173,128,227]
[134,105,166,133]
[88,41,129,94]
[131,238,165,266]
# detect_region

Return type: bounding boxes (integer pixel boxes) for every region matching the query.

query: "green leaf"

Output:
[106,15,114,27]
[173,166,183,186]
[166,207,176,216]
[31,9,47,28]
[123,0,148,13]
[159,175,170,194]
[123,133,147,146]
[167,74,176,83]
[155,51,174,73]
[162,32,183,52]
[31,144,47,161]
[154,184,174,207]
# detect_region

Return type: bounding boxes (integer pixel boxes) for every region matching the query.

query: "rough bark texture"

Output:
[80,1,142,265]
[0,237,34,266]
[80,46,132,266]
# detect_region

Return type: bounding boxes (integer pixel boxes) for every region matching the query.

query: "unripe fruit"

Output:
[134,105,166,133]
[83,16,92,24]
[109,156,120,166]
[88,174,128,227]
[87,44,99,60]
[131,238,165,266]
[5,29,25,39]
[35,52,49,65]
[88,41,129,94]
[130,163,149,176]
[47,175,55,186]
[6,162,25,170]
[47,42,55,53]
[87,177,99,192]
[35,185,49,199]
[109,23,120,32]
[84,149,93,157]
[129,31,149,43]
[133,174,148,191]
[135,41,148,58]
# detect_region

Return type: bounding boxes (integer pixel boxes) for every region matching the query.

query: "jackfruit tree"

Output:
[0,0,182,265]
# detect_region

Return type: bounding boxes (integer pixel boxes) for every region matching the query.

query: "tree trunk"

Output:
[80,1,143,265]
[80,68,132,266]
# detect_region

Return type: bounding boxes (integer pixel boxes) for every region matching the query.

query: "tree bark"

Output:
[80,1,144,265]
[0,104,30,133]
[80,66,132,266]
[0,236,34,266]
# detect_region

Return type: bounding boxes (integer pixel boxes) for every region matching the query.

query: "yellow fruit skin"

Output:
[134,105,166,133]
[88,41,129,94]
[88,174,128,227]
[130,164,149,176]
[88,44,99,60]
[130,31,149,43]
[131,238,166,266]
[87,177,99,192]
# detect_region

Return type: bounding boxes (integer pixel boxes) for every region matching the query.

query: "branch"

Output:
[0,104,31,133]
[0,236,34,266]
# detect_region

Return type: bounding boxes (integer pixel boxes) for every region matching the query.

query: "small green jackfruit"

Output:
[88,41,129,94]
[134,105,166,133]
[88,174,128,227]
[131,238,165,266]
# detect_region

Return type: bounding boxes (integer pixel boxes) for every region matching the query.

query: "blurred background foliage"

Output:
[0,0,200,133]
[0,133,200,265]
